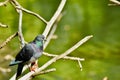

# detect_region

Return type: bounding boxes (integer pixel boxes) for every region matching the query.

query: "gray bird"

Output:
[9,35,46,79]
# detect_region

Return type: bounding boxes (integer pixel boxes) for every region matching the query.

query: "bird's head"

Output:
[34,35,46,42]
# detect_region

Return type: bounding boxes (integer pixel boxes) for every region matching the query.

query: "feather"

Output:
[9,60,22,66]
[16,63,24,79]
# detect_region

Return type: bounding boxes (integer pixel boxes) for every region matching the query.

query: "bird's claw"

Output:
[30,63,38,72]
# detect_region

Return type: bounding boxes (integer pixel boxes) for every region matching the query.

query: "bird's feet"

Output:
[30,62,38,72]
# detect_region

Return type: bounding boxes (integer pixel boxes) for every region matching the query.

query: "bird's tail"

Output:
[9,60,22,66]
[16,63,24,79]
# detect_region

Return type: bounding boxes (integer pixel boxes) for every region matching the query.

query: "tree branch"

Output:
[0,32,18,49]
[17,9,25,47]
[43,52,85,61]
[42,0,66,38]
[0,0,9,6]
[0,23,8,28]
[109,0,120,6]
[9,0,25,47]
[19,35,93,80]
[44,13,63,49]
[32,68,56,77]
[16,6,48,24]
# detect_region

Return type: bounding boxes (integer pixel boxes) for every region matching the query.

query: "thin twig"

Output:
[109,0,120,5]
[18,9,25,47]
[44,23,57,49]
[10,0,25,47]
[78,60,83,71]
[42,0,66,38]
[0,32,18,49]
[10,0,47,24]
[44,13,63,49]
[32,68,56,77]
[43,52,85,61]
[19,35,93,80]
[16,6,48,24]
[0,23,8,28]
[0,0,9,6]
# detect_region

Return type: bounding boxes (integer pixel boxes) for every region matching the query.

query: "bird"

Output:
[9,35,46,79]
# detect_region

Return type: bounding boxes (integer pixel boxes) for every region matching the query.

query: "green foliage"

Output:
[0,0,120,80]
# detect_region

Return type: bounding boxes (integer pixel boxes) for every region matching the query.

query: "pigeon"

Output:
[9,35,46,79]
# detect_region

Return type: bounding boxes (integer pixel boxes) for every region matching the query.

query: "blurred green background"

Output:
[0,0,120,80]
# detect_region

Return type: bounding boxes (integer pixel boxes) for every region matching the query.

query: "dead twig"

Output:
[109,0,120,6]
[0,23,8,28]
[44,13,63,49]
[10,0,25,47]
[43,52,84,71]
[16,6,48,24]
[17,10,25,47]
[43,52,85,61]
[32,68,56,77]
[42,0,66,38]
[0,0,9,6]
[0,32,18,49]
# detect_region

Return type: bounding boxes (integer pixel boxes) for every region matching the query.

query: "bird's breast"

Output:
[29,57,36,63]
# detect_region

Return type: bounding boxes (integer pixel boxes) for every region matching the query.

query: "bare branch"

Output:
[9,0,25,47]
[10,0,47,24]
[16,6,48,24]
[43,52,85,61]
[78,60,83,71]
[44,23,57,49]
[19,35,93,80]
[109,0,120,6]
[42,0,66,38]
[44,13,63,49]
[0,0,9,6]
[32,68,56,77]
[0,32,18,49]
[17,10,25,47]
[0,23,8,28]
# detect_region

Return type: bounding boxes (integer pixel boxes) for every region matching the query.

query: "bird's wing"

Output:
[15,44,34,63]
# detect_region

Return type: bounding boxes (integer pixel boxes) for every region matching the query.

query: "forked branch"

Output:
[19,35,93,80]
